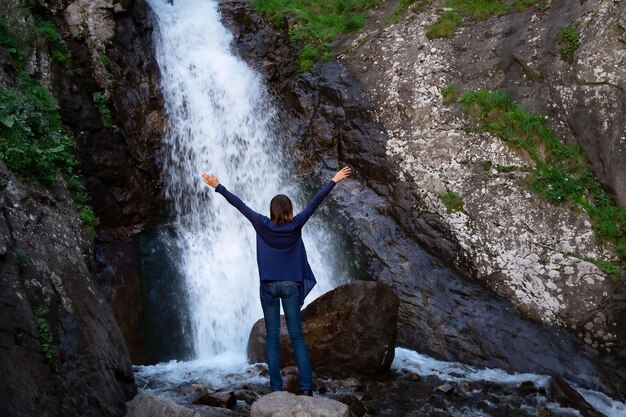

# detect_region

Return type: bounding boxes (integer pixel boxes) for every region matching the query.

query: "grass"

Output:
[427,0,548,39]
[450,88,625,274]
[387,0,432,23]
[558,24,580,63]
[252,0,380,72]
[426,11,462,39]
[439,189,465,213]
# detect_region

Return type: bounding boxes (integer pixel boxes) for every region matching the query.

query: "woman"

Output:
[201,167,350,395]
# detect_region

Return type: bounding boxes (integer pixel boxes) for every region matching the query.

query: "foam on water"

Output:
[393,348,626,417]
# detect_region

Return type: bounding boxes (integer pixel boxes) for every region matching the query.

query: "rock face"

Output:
[247,281,399,376]
[0,162,134,417]
[50,0,167,363]
[220,1,626,395]
[250,391,349,417]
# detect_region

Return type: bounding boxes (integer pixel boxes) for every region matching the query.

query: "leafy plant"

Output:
[252,0,380,72]
[558,24,580,63]
[92,92,112,128]
[35,18,72,71]
[35,306,54,363]
[480,160,492,171]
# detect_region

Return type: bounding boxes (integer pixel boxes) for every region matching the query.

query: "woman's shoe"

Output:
[301,389,313,396]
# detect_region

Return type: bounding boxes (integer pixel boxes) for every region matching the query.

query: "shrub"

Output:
[558,24,580,63]
[35,18,72,71]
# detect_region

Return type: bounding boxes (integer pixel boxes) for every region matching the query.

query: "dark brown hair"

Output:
[270,194,293,226]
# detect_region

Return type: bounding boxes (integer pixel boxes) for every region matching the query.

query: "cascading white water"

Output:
[147,0,344,360]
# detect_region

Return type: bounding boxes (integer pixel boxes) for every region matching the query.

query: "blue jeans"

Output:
[260,281,312,392]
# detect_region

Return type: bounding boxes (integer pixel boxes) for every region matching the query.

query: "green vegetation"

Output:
[480,160,492,171]
[496,164,516,173]
[441,83,460,104]
[35,306,54,363]
[252,0,380,72]
[14,248,27,269]
[558,24,580,63]
[0,12,99,228]
[446,0,508,20]
[35,18,72,71]
[427,1,547,39]
[426,11,462,39]
[451,88,625,273]
[92,92,112,128]
[387,0,432,23]
[439,189,465,213]
[583,256,620,280]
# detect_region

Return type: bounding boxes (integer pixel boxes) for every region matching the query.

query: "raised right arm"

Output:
[202,173,263,225]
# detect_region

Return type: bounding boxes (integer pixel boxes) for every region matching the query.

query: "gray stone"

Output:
[127,394,201,417]
[250,391,349,417]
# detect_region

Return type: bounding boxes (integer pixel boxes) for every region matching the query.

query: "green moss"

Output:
[252,0,380,72]
[457,88,626,272]
[439,189,465,213]
[558,24,580,63]
[426,11,462,39]
[480,160,493,171]
[14,248,27,269]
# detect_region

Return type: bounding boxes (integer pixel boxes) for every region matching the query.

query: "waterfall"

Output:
[147,0,344,360]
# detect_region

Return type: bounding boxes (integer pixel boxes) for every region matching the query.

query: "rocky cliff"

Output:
[219,0,626,396]
[1,0,165,415]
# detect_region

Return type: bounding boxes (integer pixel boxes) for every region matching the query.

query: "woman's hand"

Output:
[202,173,220,188]
[332,166,351,183]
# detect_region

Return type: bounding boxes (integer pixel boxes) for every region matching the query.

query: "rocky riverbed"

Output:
[131,348,625,417]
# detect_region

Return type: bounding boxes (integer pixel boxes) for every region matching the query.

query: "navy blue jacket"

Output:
[215,180,336,305]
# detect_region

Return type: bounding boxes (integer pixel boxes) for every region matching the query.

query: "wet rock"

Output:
[247,281,399,376]
[401,369,422,382]
[538,406,553,417]
[434,382,456,395]
[250,391,349,417]
[234,388,258,405]
[192,389,236,410]
[549,375,606,417]
[127,393,200,417]
[0,161,134,417]
[517,381,538,396]
[325,394,366,417]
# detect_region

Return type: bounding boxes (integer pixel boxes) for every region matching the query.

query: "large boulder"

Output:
[127,394,199,417]
[247,281,399,376]
[250,391,349,417]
